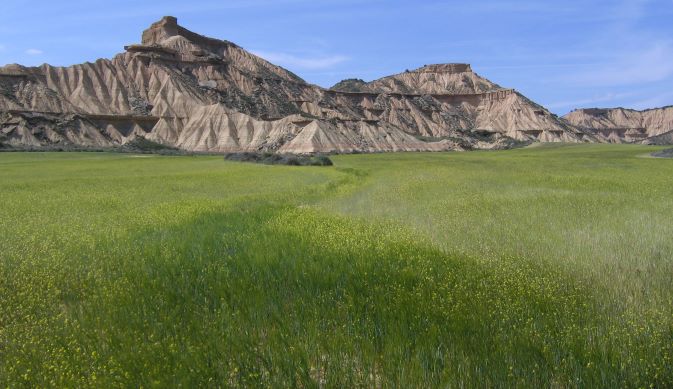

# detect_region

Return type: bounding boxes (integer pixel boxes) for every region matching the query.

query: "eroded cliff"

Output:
[1,16,599,152]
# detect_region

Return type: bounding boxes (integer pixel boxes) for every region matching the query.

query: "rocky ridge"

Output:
[563,106,673,144]
[0,16,619,153]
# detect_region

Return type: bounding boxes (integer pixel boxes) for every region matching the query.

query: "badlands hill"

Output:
[564,106,673,144]
[1,16,594,153]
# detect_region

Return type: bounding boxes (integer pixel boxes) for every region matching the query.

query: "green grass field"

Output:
[1,144,672,387]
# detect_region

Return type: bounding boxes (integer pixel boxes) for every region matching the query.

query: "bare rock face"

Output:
[142,16,181,45]
[563,107,673,144]
[0,16,594,152]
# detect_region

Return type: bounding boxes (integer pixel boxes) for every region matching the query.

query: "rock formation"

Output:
[563,106,673,144]
[1,16,596,153]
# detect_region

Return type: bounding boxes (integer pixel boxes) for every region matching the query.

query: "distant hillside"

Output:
[0,16,624,153]
[564,106,673,143]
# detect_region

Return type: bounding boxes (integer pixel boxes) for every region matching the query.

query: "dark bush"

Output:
[652,148,673,158]
[284,156,299,166]
[224,152,333,166]
[313,155,334,166]
[123,137,179,153]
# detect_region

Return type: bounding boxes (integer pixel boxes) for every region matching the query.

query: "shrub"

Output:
[313,155,334,166]
[224,152,334,166]
[652,148,673,158]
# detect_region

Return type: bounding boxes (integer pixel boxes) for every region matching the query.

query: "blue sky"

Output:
[1,0,672,114]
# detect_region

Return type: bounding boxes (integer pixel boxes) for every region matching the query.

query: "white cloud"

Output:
[252,50,348,70]
[25,48,43,55]
[564,42,673,87]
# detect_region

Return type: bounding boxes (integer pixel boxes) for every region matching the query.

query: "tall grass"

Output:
[1,145,672,387]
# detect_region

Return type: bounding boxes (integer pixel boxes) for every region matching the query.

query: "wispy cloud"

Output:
[252,50,349,70]
[43,0,373,22]
[547,92,636,110]
[562,41,673,87]
[544,0,673,114]
[630,90,673,110]
[0,44,5,51]
[25,48,43,55]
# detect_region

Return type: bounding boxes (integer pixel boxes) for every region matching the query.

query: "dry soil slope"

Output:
[333,64,588,143]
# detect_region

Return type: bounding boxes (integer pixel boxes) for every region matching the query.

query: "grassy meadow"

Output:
[1,144,672,387]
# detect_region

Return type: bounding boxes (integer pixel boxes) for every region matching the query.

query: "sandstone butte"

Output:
[0,16,670,153]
